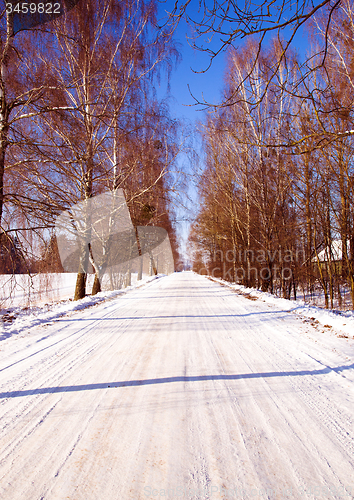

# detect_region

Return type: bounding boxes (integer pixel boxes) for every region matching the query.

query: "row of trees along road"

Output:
[189,0,354,309]
[0,0,181,300]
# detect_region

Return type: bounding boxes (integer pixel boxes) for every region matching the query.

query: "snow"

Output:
[0,273,80,308]
[312,239,351,262]
[0,272,353,499]
[1,273,159,341]
[209,276,354,339]
[0,271,154,311]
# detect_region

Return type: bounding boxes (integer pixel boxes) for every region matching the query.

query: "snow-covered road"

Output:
[0,272,353,500]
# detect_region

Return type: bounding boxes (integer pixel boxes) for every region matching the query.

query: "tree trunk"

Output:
[74,240,90,300]
[149,252,157,275]
[0,13,13,248]
[138,256,143,280]
[74,272,87,300]
[92,274,101,295]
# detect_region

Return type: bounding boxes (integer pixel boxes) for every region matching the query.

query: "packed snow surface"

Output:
[0,272,353,499]
[209,277,354,339]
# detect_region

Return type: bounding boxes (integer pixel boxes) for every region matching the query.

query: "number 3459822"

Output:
[6,3,61,14]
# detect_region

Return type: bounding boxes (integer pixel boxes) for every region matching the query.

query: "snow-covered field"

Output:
[0,271,154,339]
[0,274,159,341]
[0,273,81,309]
[0,272,353,499]
[0,271,148,311]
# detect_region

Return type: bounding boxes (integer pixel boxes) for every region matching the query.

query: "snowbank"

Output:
[0,274,160,341]
[209,276,354,338]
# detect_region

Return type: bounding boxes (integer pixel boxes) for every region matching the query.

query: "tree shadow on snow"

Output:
[1,363,353,398]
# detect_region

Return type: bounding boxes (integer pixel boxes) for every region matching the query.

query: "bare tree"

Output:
[10,0,180,299]
[160,0,341,106]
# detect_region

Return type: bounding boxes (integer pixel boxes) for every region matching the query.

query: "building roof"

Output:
[312,240,351,262]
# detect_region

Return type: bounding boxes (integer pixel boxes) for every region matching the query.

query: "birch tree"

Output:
[12,0,179,299]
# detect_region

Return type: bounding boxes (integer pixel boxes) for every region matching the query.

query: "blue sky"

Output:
[162,21,227,121]
[156,10,229,256]
[156,3,312,260]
